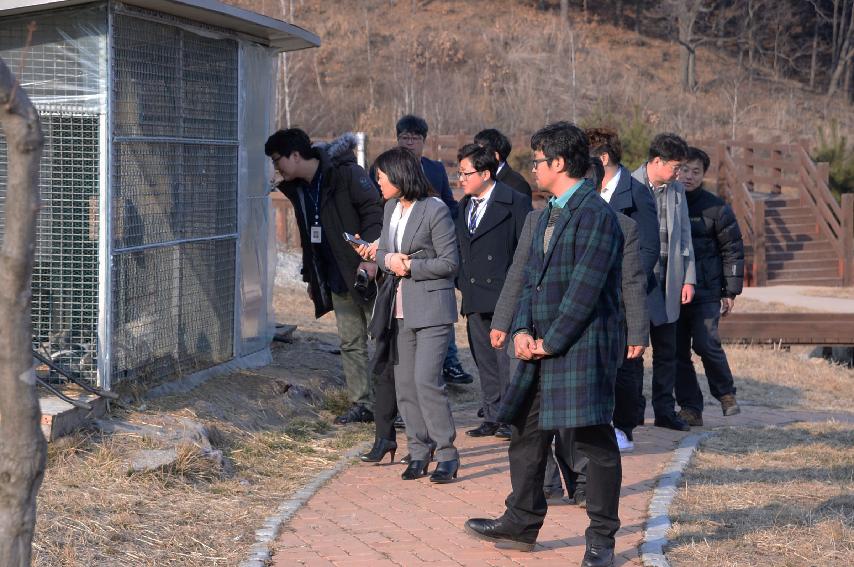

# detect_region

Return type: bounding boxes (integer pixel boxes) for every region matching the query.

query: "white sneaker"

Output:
[615,428,634,453]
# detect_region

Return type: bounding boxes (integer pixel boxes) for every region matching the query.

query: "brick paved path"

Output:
[270,406,850,567]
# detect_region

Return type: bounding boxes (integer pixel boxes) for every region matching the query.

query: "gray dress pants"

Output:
[394,321,459,462]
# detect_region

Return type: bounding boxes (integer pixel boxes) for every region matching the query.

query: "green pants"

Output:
[331,291,374,410]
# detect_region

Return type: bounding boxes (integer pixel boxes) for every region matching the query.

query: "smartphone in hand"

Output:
[343,232,371,247]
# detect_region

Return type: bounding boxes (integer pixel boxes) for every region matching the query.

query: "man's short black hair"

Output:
[587,156,605,191]
[395,114,429,138]
[530,121,590,178]
[648,133,688,162]
[457,143,498,178]
[264,128,314,160]
[373,147,434,201]
[686,146,710,173]
[474,128,512,163]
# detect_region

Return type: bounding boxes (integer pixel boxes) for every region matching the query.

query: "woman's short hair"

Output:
[373,147,434,201]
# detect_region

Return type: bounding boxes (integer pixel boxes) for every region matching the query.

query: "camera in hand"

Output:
[354,267,370,292]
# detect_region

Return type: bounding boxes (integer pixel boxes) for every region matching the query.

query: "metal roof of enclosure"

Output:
[0,0,320,52]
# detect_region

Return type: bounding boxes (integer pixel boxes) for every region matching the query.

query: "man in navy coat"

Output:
[394,115,470,384]
[455,143,531,439]
[586,128,659,452]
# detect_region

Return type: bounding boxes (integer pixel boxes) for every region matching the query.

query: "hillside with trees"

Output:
[226,0,854,186]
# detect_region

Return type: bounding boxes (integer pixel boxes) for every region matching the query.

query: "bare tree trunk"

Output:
[827,1,854,97]
[635,0,641,33]
[0,55,46,567]
[364,4,374,110]
[810,17,819,90]
[560,0,569,27]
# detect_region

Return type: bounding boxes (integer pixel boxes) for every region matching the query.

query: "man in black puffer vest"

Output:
[675,147,744,425]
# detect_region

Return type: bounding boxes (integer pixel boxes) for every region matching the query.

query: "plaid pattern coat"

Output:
[497,181,625,429]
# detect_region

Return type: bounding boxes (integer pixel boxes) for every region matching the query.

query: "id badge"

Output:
[310,226,322,244]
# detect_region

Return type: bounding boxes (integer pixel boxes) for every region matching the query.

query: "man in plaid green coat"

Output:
[466,123,624,567]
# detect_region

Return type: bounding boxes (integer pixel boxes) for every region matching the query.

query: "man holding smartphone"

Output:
[266,129,383,426]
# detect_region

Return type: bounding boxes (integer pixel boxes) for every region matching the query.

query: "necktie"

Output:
[468,198,483,234]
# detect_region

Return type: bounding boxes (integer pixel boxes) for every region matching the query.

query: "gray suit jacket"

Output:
[376,197,459,329]
[492,208,648,347]
[616,213,649,347]
[632,165,696,325]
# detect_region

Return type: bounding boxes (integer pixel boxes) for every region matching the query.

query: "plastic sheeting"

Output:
[237,42,277,355]
[0,3,107,112]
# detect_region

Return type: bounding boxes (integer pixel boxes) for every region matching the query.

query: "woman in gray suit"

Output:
[374,147,461,483]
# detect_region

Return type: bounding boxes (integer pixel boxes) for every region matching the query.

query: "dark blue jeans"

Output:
[443,325,461,368]
[675,300,737,414]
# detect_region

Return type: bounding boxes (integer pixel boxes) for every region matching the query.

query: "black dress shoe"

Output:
[464,518,536,552]
[466,421,499,437]
[654,413,690,431]
[401,459,429,480]
[334,404,374,425]
[494,424,512,439]
[581,543,615,567]
[399,442,436,464]
[359,438,397,463]
[429,458,459,483]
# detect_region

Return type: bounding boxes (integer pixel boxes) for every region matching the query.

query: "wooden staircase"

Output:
[708,139,854,287]
[763,198,843,286]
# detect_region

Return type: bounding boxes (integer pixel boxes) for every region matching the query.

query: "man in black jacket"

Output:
[455,144,532,439]
[474,129,533,198]
[675,147,744,424]
[266,129,383,425]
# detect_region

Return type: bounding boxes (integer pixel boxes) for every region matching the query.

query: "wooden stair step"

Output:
[766,276,843,286]
[766,258,838,271]
[765,250,838,262]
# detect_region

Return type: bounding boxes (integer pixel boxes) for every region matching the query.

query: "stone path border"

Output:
[239,440,372,567]
[640,432,713,567]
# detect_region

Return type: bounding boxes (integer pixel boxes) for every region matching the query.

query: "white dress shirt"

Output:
[600,168,622,203]
[467,182,497,233]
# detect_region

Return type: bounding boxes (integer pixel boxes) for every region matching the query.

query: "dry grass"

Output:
[668,421,854,566]
[34,283,481,566]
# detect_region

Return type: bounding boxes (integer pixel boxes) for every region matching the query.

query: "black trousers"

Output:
[650,321,678,418]
[613,354,644,438]
[373,364,397,441]
[466,312,511,423]
[675,300,737,414]
[502,380,622,547]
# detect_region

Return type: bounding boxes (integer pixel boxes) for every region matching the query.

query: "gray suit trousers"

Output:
[394,322,459,462]
[467,312,511,423]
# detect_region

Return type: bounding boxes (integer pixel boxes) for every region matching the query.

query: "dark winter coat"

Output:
[685,186,744,303]
[455,182,532,315]
[277,134,383,318]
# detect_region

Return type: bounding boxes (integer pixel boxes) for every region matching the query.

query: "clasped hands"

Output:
[513,333,549,361]
[385,252,412,277]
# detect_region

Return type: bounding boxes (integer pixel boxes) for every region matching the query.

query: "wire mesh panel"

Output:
[110,9,239,387]
[110,240,235,386]
[0,5,106,384]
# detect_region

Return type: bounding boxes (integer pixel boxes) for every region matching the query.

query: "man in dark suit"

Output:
[394,115,470,385]
[474,128,532,198]
[466,122,624,567]
[586,128,659,451]
[455,143,532,439]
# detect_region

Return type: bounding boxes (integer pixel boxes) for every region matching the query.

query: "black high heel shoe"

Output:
[360,438,397,463]
[401,459,430,480]
[429,458,459,483]
[399,442,436,465]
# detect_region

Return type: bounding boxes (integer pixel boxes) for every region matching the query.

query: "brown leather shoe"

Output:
[720,394,741,416]
[677,408,703,427]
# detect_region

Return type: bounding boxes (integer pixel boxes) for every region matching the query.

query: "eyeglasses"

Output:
[531,157,551,169]
[271,155,285,165]
[458,170,481,180]
[397,134,424,143]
